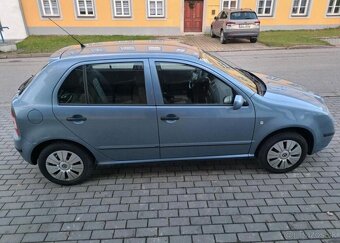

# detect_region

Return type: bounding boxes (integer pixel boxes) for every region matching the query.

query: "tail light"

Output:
[11,108,20,136]
[255,20,261,26]
[226,21,236,28]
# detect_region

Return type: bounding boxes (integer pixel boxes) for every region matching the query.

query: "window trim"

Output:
[75,0,96,17]
[257,0,275,16]
[291,0,310,17]
[327,0,340,16]
[221,0,239,10]
[147,0,165,18]
[113,0,132,17]
[39,0,60,17]
[56,60,151,106]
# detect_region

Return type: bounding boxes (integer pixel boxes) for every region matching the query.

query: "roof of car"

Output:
[50,40,201,61]
[223,8,255,13]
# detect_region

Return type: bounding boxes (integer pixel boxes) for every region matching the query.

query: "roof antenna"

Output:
[48,18,85,49]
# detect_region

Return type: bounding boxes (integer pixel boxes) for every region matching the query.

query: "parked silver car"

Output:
[12,41,334,185]
[211,9,260,44]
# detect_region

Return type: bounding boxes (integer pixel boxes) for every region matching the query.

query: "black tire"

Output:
[250,37,257,43]
[220,30,226,44]
[257,132,308,173]
[38,142,94,185]
[210,28,216,38]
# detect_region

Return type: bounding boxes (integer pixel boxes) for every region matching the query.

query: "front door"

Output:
[53,60,160,162]
[184,0,204,32]
[150,60,255,159]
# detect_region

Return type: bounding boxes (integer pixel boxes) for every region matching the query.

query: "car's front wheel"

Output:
[257,132,308,173]
[38,143,94,185]
[210,28,216,38]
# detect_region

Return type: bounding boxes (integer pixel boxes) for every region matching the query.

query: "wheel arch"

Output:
[31,139,96,165]
[255,127,314,156]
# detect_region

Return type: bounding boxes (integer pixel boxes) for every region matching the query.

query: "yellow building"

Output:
[20,0,340,35]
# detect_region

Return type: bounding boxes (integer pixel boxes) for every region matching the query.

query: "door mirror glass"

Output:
[233,95,244,110]
[223,96,233,105]
[214,16,218,20]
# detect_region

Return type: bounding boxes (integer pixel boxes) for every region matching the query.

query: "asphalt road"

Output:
[0,47,339,105]
[213,48,340,96]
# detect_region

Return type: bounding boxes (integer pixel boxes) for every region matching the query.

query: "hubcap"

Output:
[46,150,84,181]
[267,140,302,170]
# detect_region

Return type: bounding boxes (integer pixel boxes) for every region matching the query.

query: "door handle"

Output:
[66,114,87,122]
[160,114,180,121]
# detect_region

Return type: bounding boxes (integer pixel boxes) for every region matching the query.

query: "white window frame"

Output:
[40,0,60,17]
[221,0,239,10]
[327,0,340,15]
[147,0,165,18]
[113,0,132,17]
[76,0,95,17]
[291,0,310,16]
[257,0,274,16]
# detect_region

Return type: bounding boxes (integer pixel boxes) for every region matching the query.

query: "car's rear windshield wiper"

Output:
[18,75,34,95]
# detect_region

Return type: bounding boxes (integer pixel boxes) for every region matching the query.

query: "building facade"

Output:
[0,0,27,40]
[20,0,340,36]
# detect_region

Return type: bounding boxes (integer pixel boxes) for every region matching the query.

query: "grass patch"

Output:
[258,27,340,47]
[16,35,155,53]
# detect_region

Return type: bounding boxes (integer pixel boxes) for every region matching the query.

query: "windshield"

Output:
[200,52,258,93]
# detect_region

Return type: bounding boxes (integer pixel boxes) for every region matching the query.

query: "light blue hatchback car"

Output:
[12,41,335,185]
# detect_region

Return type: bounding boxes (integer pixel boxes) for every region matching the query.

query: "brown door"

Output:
[184,0,204,32]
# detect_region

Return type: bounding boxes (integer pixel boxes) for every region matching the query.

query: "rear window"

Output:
[230,11,257,20]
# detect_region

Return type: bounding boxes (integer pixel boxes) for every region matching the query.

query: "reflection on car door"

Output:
[53,59,160,162]
[150,59,255,159]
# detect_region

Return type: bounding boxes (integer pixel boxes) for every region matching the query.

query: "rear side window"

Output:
[58,62,147,105]
[58,67,86,104]
[230,11,257,20]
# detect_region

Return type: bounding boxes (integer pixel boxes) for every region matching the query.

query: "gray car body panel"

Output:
[12,42,334,166]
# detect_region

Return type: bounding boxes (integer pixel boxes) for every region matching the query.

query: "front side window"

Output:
[76,0,95,17]
[40,0,60,17]
[156,62,235,105]
[257,0,274,16]
[222,0,238,9]
[291,0,310,16]
[148,0,165,17]
[327,0,340,15]
[113,0,131,17]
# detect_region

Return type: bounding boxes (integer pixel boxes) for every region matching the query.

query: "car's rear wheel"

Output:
[257,132,307,173]
[250,37,257,43]
[210,28,216,38]
[38,143,94,185]
[220,30,227,44]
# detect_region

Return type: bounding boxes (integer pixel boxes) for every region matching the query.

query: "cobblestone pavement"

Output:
[0,98,340,243]
[161,34,268,52]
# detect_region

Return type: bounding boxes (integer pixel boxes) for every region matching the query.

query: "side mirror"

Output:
[214,16,217,20]
[233,95,244,110]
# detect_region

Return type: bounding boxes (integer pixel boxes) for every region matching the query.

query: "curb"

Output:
[0,53,51,59]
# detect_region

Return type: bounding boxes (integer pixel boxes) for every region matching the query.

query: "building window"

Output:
[257,0,274,16]
[76,0,95,17]
[40,0,60,16]
[291,0,310,16]
[113,0,131,17]
[327,0,340,15]
[147,0,165,18]
[222,0,238,9]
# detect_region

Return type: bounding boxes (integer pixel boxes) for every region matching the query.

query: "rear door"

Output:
[150,59,255,159]
[53,59,160,162]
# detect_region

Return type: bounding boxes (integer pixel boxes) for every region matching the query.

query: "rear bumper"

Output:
[14,134,35,165]
[224,29,259,38]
